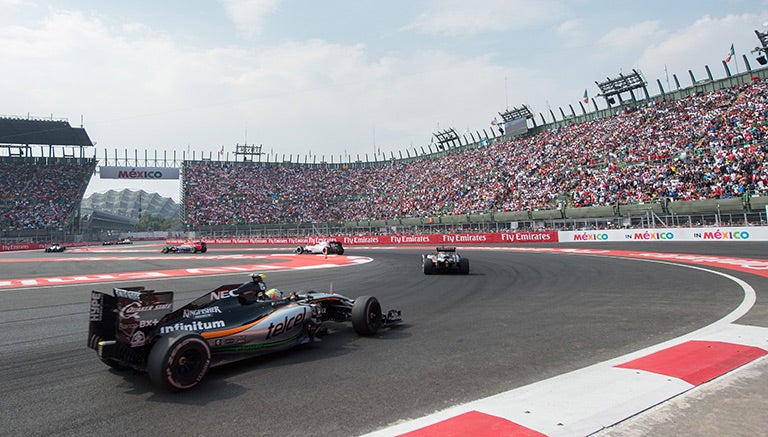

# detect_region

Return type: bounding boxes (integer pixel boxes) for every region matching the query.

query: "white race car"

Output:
[296,240,344,255]
[422,246,469,274]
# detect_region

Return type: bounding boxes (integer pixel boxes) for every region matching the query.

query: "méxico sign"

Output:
[100,166,180,180]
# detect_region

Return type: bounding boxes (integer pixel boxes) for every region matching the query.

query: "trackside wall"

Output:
[166,227,768,246]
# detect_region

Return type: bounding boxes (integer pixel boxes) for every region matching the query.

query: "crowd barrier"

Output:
[0,242,90,252]
[3,227,764,253]
[167,226,768,246]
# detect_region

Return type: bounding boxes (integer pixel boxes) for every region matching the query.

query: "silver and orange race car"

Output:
[87,282,401,391]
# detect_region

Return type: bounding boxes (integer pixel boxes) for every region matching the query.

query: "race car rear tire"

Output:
[459,258,470,275]
[422,257,434,275]
[352,295,382,336]
[336,248,344,255]
[162,247,169,253]
[147,332,211,392]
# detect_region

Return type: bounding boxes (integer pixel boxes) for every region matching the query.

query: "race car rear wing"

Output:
[87,287,174,350]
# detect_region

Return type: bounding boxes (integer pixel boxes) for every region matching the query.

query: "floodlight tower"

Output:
[752,29,768,65]
[595,69,648,108]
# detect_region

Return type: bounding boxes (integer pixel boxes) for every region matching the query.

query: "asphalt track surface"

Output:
[1,242,767,436]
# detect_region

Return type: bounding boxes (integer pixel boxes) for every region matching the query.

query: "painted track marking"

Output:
[0,254,372,290]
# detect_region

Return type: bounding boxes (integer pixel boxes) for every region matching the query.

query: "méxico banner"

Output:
[559,227,768,242]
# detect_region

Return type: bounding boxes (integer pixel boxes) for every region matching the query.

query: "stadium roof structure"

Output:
[0,116,94,147]
[81,189,179,220]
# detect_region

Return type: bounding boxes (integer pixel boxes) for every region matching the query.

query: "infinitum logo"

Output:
[160,320,225,334]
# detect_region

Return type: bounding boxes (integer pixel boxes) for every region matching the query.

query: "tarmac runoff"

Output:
[362,261,768,437]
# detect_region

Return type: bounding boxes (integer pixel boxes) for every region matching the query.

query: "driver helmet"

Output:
[265,288,282,300]
[250,272,266,281]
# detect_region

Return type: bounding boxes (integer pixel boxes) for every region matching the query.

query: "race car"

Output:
[296,240,344,255]
[44,243,66,253]
[87,283,401,391]
[103,237,132,245]
[422,246,469,274]
[161,241,207,253]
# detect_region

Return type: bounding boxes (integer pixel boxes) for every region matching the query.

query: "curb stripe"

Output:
[615,340,768,386]
[399,411,546,437]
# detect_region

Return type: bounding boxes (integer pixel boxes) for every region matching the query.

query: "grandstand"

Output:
[3,45,768,243]
[0,116,96,243]
[179,75,768,237]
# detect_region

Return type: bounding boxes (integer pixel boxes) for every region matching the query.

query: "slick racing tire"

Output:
[336,248,344,255]
[148,332,211,392]
[352,295,382,336]
[162,247,170,253]
[296,246,304,254]
[459,258,470,275]
[422,256,434,275]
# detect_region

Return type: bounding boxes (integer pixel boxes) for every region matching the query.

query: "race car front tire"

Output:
[296,246,304,254]
[148,332,211,391]
[352,295,382,336]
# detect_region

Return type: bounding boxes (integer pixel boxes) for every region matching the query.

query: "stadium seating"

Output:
[181,80,768,227]
[0,157,95,231]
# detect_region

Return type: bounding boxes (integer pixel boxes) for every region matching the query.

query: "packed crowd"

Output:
[0,159,95,230]
[183,81,768,226]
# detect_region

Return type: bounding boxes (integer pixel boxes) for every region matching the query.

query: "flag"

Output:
[490,117,497,126]
[725,43,735,62]
[218,145,225,156]
[583,89,589,104]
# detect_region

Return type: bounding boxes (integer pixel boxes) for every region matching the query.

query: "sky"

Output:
[2,0,768,202]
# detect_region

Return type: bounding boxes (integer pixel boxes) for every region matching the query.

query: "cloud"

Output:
[405,0,563,36]
[219,0,280,38]
[597,20,664,52]
[634,13,766,88]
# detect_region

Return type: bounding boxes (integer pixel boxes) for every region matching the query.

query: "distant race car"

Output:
[422,246,469,274]
[44,243,66,253]
[103,238,133,246]
[161,241,207,253]
[296,240,344,255]
[87,283,401,391]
